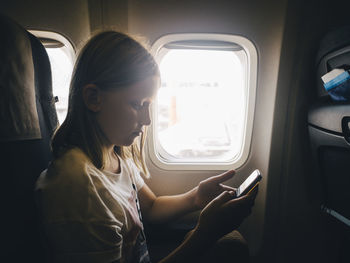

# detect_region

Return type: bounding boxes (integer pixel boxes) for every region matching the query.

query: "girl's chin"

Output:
[123,135,139,146]
[110,134,138,147]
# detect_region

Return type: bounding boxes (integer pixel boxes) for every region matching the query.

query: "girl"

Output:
[36,31,258,263]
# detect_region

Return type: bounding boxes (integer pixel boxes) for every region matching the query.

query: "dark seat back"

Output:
[0,14,58,262]
[308,26,350,263]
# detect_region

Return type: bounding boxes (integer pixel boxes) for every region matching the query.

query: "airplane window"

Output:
[150,34,257,169]
[158,49,245,161]
[46,47,73,124]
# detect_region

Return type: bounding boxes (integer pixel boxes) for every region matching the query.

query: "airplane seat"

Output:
[308,26,350,262]
[0,14,58,262]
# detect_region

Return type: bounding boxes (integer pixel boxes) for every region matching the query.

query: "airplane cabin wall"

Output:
[125,0,288,258]
[0,0,91,50]
[264,0,325,261]
[0,0,130,51]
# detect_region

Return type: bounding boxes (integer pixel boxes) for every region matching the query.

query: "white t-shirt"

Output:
[35,147,147,263]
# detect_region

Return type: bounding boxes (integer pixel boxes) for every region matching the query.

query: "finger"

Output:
[228,192,255,207]
[210,190,236,207]
[209,170,236,184]
[223,197,252,218]
[220,184,236,192]
[224,194,250,208]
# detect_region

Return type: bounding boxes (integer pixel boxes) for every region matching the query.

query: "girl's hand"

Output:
[196,186,258,242]
[194,170,236,209]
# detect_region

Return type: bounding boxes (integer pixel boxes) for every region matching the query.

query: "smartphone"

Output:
[235,169,262,198]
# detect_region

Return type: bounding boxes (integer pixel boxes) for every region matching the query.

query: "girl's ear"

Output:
[82,84,102,112]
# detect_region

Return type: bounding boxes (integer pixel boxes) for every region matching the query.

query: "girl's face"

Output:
[95,76,159,146]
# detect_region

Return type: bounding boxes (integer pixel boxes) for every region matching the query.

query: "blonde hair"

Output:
[52,31,159,178]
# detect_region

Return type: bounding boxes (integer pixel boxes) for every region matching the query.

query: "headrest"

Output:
[28,32,58,137]
[0,15,41,141]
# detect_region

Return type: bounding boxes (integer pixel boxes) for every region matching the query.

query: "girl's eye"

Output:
[131,102,142,110]
[131,101,152,111]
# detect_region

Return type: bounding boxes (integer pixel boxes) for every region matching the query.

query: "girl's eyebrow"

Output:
[130,98,153,106]
[134,94,154,102]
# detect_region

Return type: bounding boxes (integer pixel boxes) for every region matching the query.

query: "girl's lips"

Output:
[132,131,142,136]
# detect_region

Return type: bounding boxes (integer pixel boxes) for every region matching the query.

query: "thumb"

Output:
[209,170,235,184]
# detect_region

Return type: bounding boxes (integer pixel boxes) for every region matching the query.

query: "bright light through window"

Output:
[46,48,73,124]
[156,49,246,162]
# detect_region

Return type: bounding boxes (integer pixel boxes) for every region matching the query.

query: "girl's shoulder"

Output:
[53,147,91,175]
[37,147,94,190]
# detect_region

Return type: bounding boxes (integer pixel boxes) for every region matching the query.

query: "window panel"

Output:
[149,34,257,169]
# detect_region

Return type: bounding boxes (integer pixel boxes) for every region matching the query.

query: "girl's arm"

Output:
[138,183,198,223]
[139,170,236,223]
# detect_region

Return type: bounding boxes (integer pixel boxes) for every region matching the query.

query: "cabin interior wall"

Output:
[124,0,289,258]
[264,0,323,261]
[87,0,128,34]
[0,0,91,50]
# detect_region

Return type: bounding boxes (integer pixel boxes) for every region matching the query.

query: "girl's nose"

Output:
[140,106,151,126]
